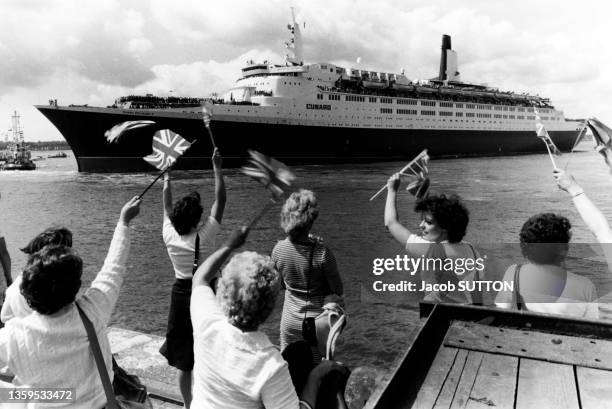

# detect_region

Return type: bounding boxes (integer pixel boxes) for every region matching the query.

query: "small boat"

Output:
[47,151,68,158]
[367,302,612,408]
[31,155,46,161]
[1,111,36,171]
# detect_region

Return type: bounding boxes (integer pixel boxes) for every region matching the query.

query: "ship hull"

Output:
[36,106,580,173]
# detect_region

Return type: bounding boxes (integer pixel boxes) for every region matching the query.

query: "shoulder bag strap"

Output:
[303,241,316,320]
[76,303,119,409]
[512,264,525,311]
[192,233,200,275]
[468,244,483,306]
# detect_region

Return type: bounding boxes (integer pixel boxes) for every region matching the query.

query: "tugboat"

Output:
[1,111,36,171]
[47,151,68,158]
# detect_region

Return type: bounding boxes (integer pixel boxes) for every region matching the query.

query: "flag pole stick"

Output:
[138,168,169,200]
[369,184,388,201]
[248,200,275,229]
[544,143,558,169]
[205,125,217,150]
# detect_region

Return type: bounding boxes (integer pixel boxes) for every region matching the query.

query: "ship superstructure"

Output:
[36,10,581,172]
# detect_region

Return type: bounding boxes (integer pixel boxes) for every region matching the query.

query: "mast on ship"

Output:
[285,7,303,66]
[10,111,24,147]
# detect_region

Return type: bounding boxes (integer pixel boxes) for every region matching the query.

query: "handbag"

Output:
[76,303,153,409]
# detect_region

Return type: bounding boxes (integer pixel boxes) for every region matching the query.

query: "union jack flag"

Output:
[143,129,192,171]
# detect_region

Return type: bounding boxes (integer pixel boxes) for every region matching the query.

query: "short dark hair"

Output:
[20,245,83,315]
[520,213,571,264]
[170,192,203,235]
[414,194,469,243]
[21,227,73,254]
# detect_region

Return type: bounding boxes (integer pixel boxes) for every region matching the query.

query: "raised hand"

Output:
[387,173,401,192]
[224,226,249,250]
[120,196,142,225]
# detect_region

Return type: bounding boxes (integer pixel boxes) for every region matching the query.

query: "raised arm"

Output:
[163,170,173,217]
[209,148,226,223]
[0,237,11,287]
[192,227,249,289]
[554,170,612,243]
[384,173,412,245]
[81,196,141,325]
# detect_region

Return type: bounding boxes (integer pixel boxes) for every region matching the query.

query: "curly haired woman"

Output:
[495,213,598,318]
[271,190,343,357]
[190,227,345,409]
[384,173,482,303]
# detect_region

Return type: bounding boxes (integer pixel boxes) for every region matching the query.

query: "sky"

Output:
[1,0,611,141]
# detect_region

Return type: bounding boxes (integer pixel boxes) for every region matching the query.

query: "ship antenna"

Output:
[285,7,303,66]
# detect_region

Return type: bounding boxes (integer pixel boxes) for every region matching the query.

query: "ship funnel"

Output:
[438,34,460,82]
[438,35,451,81]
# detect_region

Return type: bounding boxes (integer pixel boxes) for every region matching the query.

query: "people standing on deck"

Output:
[1,227,72,323]
[271,190,344,360]
[191,226,347,409]
[159,148,226,409]
[0,196,141,408]
[495,213,598,318]
[384,173,483,303]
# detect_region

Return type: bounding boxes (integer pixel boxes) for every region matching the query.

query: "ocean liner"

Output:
[36,10,582,173]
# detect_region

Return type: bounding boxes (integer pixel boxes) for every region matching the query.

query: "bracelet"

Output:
[299,401,314,409]
[572,191,584,198]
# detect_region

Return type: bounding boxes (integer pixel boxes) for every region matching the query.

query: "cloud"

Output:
[3,0,612,141]
[0,1,154,92]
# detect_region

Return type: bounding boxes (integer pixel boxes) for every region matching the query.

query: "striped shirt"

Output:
[271,237,342,297]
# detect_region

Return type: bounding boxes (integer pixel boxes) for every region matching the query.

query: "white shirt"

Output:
[1,275,31,323]
[495,264,598,319]
[163,215,220,279]
[0,222,131,409]
[191,286,299,409]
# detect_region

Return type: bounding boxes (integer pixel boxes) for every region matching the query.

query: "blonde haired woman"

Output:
[271,190,343,356]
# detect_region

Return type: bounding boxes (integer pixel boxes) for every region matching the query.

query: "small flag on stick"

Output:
[370,149,430,201]
[143,129,192,171]
[241,150,295,228]
[137,129,194,200]
[406,176,431,199]
[105,120,155,144]
[534,109,561,168]
[586,118,612,150]
[241,150,295,200]
[586,118,612,171]
[202,102,217,149]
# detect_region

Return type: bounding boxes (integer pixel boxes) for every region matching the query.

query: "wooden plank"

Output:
[576,366,612,409]
[449,351,484,409]
[516,359,579,409]
[465,354,518,409]
[433,349,468,409]
[444,320,612,370]
[413,347,459,409]
[368,304,454,409]
[419,301,612,340]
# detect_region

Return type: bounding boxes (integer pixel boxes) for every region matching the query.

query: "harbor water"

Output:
[1,145,611,370]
